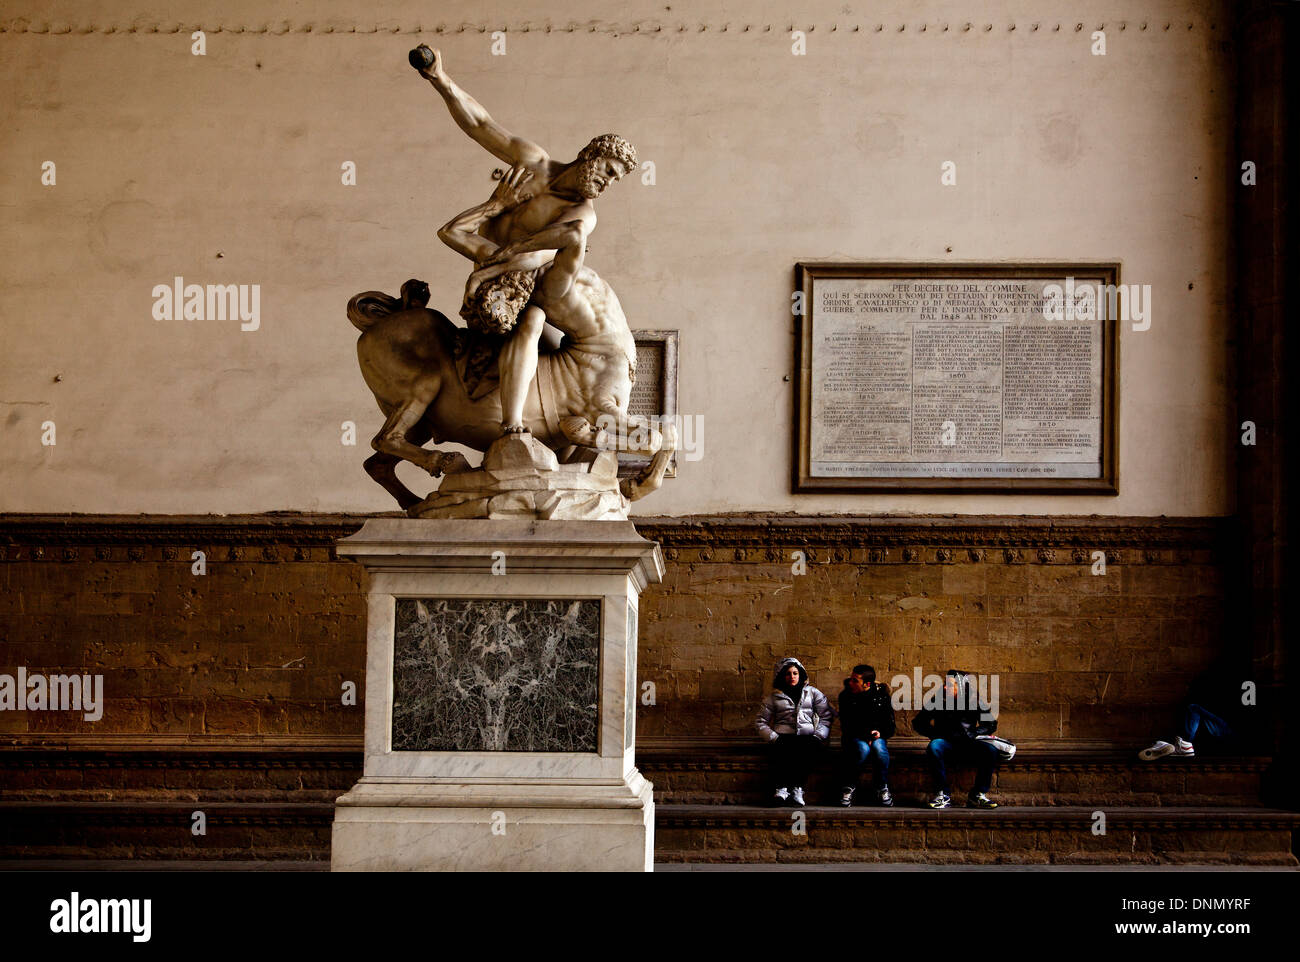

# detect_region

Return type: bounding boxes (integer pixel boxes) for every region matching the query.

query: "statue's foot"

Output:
[500,424,531,436]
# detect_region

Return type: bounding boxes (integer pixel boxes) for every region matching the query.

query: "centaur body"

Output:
[353,271,632,454]
[348,260,671,511]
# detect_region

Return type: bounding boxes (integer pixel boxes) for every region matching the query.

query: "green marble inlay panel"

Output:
[391,598,600,752]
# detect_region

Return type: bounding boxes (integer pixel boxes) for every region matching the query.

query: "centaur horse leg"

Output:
[558,410,678,502]
[617,415,677,501]
[363,420,435,510]
[364,453,416,510]
[370,398,470,480]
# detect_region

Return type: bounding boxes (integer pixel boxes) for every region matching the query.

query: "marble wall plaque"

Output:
[794,264,1118,493]
[630,340,666,417]
[391,598,601,752]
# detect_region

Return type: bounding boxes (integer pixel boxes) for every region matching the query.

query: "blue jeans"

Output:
[1179,703,1233,742]
[926,737,1001,794]
[841,737,890,790]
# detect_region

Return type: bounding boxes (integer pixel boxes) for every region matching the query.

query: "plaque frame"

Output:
[793,262,1119,494]
[620,330,679,480]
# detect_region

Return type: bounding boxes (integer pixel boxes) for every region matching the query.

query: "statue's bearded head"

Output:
[460,269,538,335]
[574,134,637,199]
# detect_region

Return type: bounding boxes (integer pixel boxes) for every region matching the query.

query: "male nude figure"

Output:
[437,166,639,449]
[415,46,636,435]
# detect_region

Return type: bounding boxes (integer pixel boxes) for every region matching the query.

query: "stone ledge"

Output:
[655,805,1300,865]
[0,859,329,871]
[0,734,363,753]
[0,513,1229,560]
[637,737,1272,767]
[637,739,1274,807]
[1,737,1272,773]
[655,850,1299,866]
[634,514,1229,554]
[0,800,337,824]
[4,800,1292,865]
[656,804,1300,828]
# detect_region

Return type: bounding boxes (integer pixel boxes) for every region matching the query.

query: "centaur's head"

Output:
[460,267,541,335]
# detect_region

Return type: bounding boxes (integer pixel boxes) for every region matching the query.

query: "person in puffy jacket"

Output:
[911,669,1001,810]
[837,664,897,807]
[755,656,833,806]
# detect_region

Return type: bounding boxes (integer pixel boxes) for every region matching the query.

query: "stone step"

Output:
[655,804,1300,866]
[0,744,362,795]
[5,741,1268,806]
[4,797,1295,868]
[0,801,335,863]
[1,742,1287,867]
[637,740,1273,807]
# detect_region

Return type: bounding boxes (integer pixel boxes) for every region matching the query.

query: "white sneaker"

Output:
[1139,740,1176,761]
[840,788,855,807]
[773,787,790,804]
[1174,737,1195,756]
[791,787,806,806]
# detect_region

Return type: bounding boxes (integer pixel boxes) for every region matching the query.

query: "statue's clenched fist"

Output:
[408,45,446,84]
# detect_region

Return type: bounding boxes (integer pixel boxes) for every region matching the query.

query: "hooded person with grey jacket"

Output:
[755,656,833,806]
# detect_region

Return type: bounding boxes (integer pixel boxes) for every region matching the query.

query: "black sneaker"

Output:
[928,791,951,809]
[877,786,894,807]
[967,791,999,809]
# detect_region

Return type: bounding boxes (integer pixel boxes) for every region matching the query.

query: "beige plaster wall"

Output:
[0,0,1234,516]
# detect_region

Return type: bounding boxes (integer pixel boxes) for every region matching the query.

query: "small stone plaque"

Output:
[622,331,678,479]
[391,597,600,752]
[630,340,666,417]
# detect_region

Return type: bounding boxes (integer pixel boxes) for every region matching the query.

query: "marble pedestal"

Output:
[330,519,662,872]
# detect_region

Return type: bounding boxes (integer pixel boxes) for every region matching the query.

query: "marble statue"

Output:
[347,47,674,519]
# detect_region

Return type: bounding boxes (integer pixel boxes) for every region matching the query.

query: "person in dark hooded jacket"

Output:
[912,669,1001,809]
[755,656,833,806]
[1138,655,1259,760]
[837,664,897,807]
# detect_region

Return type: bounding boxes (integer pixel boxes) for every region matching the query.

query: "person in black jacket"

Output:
[1138,656,1258,760]
[837,665,896,807]
[912,670,1001,809]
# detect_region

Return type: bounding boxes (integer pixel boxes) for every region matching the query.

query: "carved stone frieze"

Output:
[0,514,1227,566]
